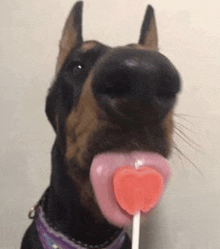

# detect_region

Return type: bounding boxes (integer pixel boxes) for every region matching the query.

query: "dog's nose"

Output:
[92,48,180,122]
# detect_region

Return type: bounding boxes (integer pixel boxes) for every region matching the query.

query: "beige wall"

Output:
[1,0,220,248]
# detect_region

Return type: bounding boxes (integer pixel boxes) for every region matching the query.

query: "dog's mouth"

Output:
[90,151,170,227]
[66,114,173,227]
[65,90,174,227]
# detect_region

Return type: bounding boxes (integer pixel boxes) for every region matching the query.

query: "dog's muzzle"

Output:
[92,47,180,124]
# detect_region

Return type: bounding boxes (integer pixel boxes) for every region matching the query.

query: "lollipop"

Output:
[113,166,164,249]
[90,152,170,249]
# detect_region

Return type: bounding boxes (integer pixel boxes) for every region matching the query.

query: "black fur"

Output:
[72,1,83,45]
[21,2,180,248]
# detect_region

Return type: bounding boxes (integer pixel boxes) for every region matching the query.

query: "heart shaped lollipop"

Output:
[113,166,164,215]
[113,165,164,249]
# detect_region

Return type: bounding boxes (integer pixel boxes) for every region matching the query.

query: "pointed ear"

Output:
[55,1,83,74]
[138,5,158,50]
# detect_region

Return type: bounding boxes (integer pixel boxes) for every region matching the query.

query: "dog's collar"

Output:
[35,206,126,249]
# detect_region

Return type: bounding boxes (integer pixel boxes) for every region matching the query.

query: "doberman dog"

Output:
[21,1,181,248]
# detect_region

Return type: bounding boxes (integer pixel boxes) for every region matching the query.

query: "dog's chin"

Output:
[89,151,171,227]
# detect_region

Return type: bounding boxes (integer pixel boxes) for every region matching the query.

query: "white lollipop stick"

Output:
[132,161,142,249]
[132,210,141,249]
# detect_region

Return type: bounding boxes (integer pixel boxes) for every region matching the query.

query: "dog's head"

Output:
[46,1,180,225]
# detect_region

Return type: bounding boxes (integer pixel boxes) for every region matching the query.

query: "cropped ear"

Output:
[138,5,158,50]
[55,1,83,74]
[46,2,83,132]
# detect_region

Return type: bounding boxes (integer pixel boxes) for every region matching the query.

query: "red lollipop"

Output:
[113,166,164,215]
[113,165,164,249]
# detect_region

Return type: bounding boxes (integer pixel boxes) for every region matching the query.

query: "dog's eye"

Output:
[68,62,84,74]
[74,63,84,70]
[77,64,83,69]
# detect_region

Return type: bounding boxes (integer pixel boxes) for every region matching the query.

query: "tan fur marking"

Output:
[80,41,98,53]
[65,76,106,222]
[65,72,101,167]
[162,110,174,156]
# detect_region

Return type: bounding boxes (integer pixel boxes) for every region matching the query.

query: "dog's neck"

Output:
[42,142,122,246]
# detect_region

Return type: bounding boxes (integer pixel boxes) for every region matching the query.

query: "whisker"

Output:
[171,141,184,168]
[173,113,193,124]
[174,126,202,150]
[175,113,201,118]
[173,145,204,176]
[174,121,196,134]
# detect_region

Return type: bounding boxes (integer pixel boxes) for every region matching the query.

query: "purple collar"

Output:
[36,206,126,249]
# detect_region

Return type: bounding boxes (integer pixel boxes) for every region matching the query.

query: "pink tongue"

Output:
[90,152,170,227]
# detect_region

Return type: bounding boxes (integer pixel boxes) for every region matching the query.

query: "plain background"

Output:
[1,0,220,248]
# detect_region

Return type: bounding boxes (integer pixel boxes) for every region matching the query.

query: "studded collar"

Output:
[35,206,126,249]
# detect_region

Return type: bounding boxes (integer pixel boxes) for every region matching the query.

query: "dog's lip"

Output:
[90,151,171,227]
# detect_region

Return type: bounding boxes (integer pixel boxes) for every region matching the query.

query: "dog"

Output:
[21,1,181,248]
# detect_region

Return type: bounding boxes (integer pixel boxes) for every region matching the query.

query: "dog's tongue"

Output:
[90,152,170,227]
